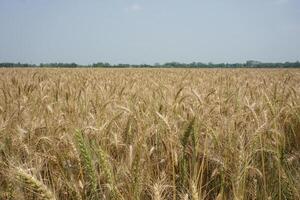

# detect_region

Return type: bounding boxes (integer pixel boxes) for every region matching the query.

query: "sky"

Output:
[0,0,299,65]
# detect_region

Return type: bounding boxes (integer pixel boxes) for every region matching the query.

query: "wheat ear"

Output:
[74,129,98,200]
[15,167,56,200]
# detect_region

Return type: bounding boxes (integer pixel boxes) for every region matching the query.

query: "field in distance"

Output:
[0,68,300,200]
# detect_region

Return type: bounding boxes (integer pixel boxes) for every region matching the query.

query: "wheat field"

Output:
[0,68,299,200]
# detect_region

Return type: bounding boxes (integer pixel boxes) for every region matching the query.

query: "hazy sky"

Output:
[0,0,299,64]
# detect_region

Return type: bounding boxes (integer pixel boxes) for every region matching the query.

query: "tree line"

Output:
[0,61,299,68]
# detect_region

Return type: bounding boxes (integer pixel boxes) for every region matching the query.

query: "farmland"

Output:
[0,68,300,200]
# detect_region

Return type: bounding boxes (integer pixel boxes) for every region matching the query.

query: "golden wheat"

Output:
[0,68,299,200]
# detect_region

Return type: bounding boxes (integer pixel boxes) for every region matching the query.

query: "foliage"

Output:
[0,61,300,68]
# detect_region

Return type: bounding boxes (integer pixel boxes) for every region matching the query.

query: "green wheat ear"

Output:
[178,118,195,192]
[131,144,142,200]
[74,129,98,200]
[181,117,196,150]
[6,180,15,200]
[15,167,56,200]
[98,147,123,199]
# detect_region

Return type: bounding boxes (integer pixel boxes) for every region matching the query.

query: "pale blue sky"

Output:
[0,0,299,64]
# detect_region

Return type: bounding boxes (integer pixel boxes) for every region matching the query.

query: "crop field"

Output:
[0,68,300,200]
